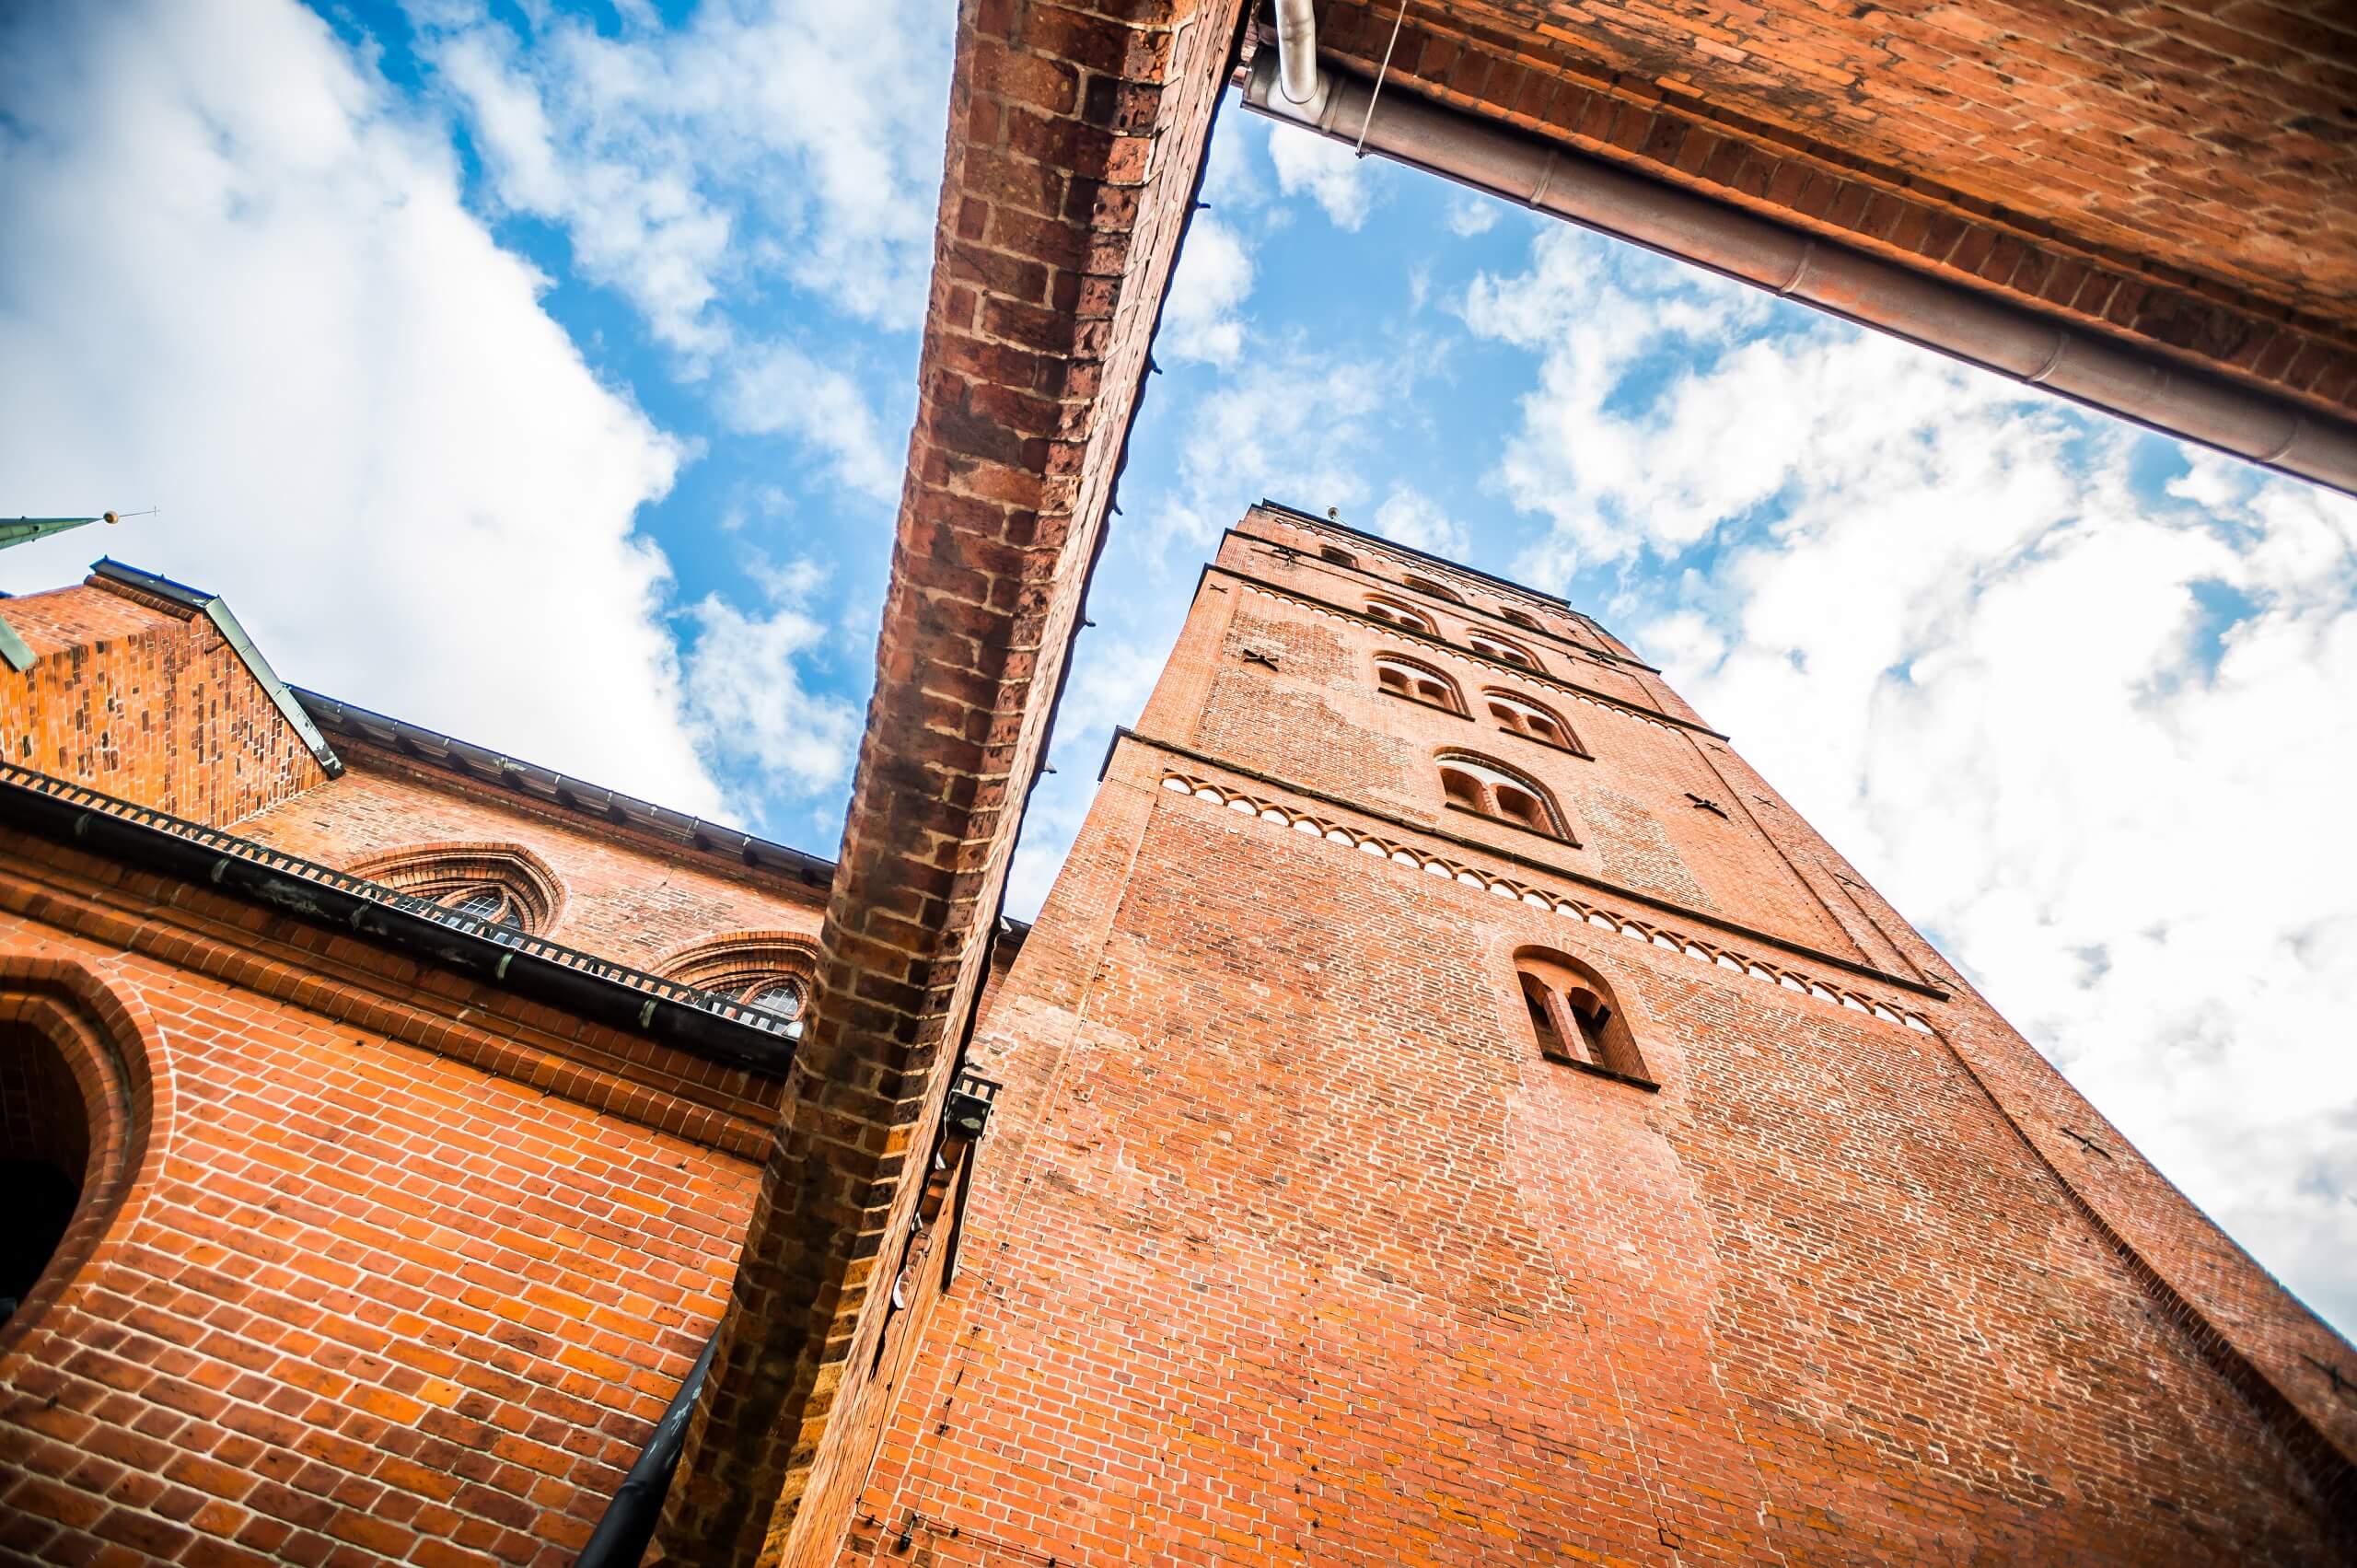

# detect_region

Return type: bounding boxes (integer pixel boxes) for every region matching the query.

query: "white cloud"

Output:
[424,0,952,343]
[721,342,902,502]
[1144,343,1408,557]
[1160,217,1256,367]
[1004,633,1168,917]
[0,0,858,821]
[1466,226,2357,1332]
[1463,226,1774,571]
[681,562,861,804]
[433,27,736,359]
[1368,488,1470,559]
[1202,111,1271,213]
[1267,125,1373,230]
[1446,194,1500,237]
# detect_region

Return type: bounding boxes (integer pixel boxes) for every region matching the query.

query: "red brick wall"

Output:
[0,909,765,1567]
[0,581,329,827]
[1184,518,1863,958]
[843,524,2351,1563]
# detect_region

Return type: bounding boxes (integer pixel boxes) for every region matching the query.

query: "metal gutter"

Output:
[1241,60,2357,498]
[0,763,797,1076]
[1251,498,1575,610]
[89,559,343,777]
[1201,561,1723,737]
[294,690,837,891]
[1228,517,1656,672]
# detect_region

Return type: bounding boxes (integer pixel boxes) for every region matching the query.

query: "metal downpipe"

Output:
[1241,52,2357,497]
[1272,0,1329,119]
[576,1332,719,1568]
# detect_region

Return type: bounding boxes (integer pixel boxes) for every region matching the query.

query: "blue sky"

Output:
[4,0,2355,1341]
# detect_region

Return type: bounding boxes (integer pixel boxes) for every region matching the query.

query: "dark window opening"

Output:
[1,1030,91,1327]
[1366,598,1434,633]
[1377,657,1464,714]
[1438,755,1565,839]
[444,886,521,928]
[748,980,805,1020]
[1515,957,1652,1086]
[1522,975,1572,1063]
[1488,694,1584,754]
[739,977,808,1038]
[1320,547,1355,567]
[1492,784,1549,834]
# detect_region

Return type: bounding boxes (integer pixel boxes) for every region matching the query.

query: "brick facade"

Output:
[6,497,2354,1564]
[0,582,843,1565]
[842,503,2355,1564]
[0,579,329,828]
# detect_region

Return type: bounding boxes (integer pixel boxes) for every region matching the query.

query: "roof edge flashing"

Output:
[89,558,343,779]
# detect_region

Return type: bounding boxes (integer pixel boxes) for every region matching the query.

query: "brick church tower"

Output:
[3,518,2353,1564]
[840,502,2357,1564]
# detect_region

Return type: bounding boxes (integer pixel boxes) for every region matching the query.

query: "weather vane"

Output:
[0,508,154,670]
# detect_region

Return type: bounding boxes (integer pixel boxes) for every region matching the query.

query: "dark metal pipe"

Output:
[576,1332,720,1568]
[1243,53,2357,497]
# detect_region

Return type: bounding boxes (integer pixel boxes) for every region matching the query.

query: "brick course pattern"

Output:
[654,4,1247,1564]
[0,589,880,1564]
[1304,0,2357,422]
[842,505,2356,1564]
[0,581,328,828]
[0,920,764,1568]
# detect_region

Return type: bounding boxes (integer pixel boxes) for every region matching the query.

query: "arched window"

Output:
[1468,632,1540,670]
[1514,950,1651,1084]
[660,933,819,1038]
[1484,690,1586,755]
[1364,597,1434,634]
[347,842,564,937]
[444,886,524,928]
[1319,546,1356,568]
[1374,655,1463,714]
[744,978,808,1025]
[1401,574,1463,604]
[1499,607,1545,634]
[1435,753,1566,839]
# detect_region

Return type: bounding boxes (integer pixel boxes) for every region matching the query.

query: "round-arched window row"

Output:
[1468,630,1541,671]
[1437,752,1567,840]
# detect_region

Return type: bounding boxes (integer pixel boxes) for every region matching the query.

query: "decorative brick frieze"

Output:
[1151,760,1945,1033]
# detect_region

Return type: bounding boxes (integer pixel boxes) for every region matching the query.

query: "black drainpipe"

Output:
[575,1331,720,1568]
